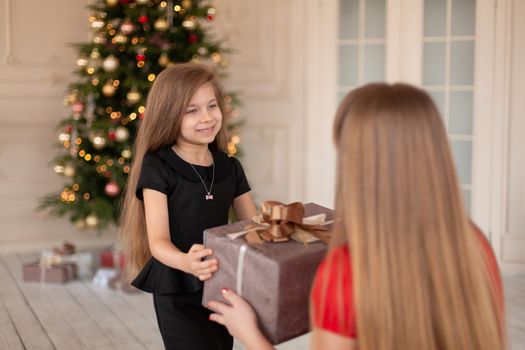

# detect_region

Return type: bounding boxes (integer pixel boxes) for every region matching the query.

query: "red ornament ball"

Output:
[138,112,145,119]
[188,34,199,44]
[108,129,116,141]
[105,181,121,197]
[65,125,73,133]
[136,53,146,61]
[138,15,149,24]
[207,14,215,21]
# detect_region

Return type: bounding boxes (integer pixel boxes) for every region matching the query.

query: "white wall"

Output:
[495,0,525,273]
[0,0,115,252]
[211,0,337,207]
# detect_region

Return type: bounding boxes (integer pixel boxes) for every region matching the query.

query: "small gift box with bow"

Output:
[202,202,334,345]
[22,257,77,284]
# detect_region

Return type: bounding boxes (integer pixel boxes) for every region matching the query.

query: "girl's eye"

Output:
[186,108,198,114]
[209,104,218,109]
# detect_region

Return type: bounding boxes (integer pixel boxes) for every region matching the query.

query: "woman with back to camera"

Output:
[207,83,506,350]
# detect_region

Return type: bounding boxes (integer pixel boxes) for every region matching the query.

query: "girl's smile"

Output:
[196,125,216,135]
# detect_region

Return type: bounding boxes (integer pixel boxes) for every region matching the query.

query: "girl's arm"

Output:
[311,328,356,350]
[232,192,257,221]
[143,188,217,280]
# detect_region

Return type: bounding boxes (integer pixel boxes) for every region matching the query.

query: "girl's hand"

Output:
[208,289,274,350]
[181,244,217,281]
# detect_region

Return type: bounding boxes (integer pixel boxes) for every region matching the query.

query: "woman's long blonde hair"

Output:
[119,63,227,281]
[326,83,505,349]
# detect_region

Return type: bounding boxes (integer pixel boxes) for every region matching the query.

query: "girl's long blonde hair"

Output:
[326,83,505,349]
[119,63,227,281]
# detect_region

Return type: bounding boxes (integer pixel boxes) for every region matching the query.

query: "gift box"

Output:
[60,252,93,278]
[92,268,120,287]
[22,262,77,283]
[100,249,125,269]
[202,202,334,345]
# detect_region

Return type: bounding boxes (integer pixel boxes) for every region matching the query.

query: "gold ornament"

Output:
[85,213,99,228]
[63,92,78,105]
[121,148,132,159]
[102,55,120,72]
[92,135,107,150]
[136,0,149,4]
[115,126,130,142]
[106,0,118,7]
[182,0,192,8]
[126,89,142,104]
[211,52,222,63]
[64,164,75,177]
[154,17,169,31]
[102,81,117,97]
[74,218,87,229]
[158,53,170,67]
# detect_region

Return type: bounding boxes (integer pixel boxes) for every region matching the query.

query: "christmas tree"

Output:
[39,0,242,230]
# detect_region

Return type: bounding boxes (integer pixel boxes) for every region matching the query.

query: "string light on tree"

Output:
[126,88,142,105]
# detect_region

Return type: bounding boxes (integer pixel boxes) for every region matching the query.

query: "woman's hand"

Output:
[180,244,217,281]
[208,289,274,350]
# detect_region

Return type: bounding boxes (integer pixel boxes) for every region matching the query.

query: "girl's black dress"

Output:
[132,146,251,350]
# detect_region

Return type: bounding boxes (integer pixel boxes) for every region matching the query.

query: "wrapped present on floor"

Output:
[41,243,94,278]
[22,260,77,283]
[60,252,93,278]
[100,248,125,269]
[92,267,119,287]
[202,202,334,345]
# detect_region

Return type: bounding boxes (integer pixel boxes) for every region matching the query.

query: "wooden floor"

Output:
[0,253,523,350]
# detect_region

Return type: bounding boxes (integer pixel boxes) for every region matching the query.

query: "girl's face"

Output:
[178,82,222,147]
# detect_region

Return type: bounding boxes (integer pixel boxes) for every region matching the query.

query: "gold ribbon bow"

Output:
[241,201,331,245]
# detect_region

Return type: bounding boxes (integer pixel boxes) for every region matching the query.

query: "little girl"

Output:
[120,63,257,350]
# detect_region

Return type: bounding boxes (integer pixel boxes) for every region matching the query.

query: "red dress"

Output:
[310,226,503,338]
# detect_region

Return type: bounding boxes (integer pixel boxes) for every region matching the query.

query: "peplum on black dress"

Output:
[132,145,250,350]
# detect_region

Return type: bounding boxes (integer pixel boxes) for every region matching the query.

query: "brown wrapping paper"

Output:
[202,203,333,344]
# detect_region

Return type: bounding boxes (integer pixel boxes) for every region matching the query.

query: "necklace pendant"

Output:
[206,194,214,200]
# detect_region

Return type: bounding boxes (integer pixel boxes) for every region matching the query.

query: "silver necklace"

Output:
[188,158,215,200]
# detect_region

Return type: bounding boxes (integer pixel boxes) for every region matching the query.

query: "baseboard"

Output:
[0,233,118,254]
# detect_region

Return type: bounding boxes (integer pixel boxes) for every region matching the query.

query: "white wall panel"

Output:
[502,0,525,267]
[0,0,101,251]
